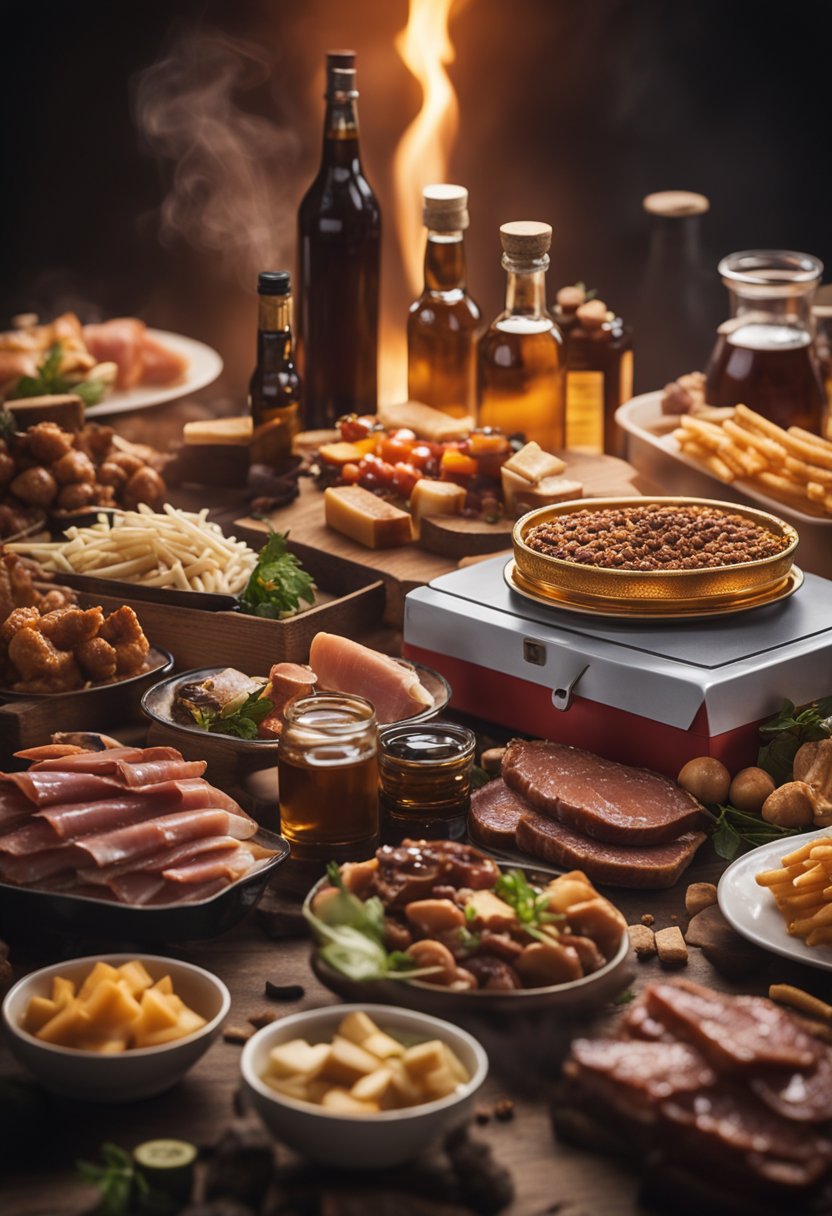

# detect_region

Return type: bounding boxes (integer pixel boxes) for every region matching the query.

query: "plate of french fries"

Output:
[718,828,832,970]
[4,503,259,609]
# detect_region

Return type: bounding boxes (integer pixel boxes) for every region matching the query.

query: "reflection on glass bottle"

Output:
[477,222,565,449]
[705,250,826,433]
[407,185,481,419]
[248,271,301,467]
[298,51,381,428]
[633,191,720,392]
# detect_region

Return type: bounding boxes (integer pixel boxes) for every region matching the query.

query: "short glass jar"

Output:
[278,693,378,861]
[379,721,476,841]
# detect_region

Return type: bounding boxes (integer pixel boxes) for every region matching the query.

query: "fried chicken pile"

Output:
[0,604,149,693]
[0,420,166,519]
[0,550,75,621]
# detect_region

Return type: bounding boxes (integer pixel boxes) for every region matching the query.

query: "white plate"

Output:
[86,329,223,418]
[717,827,832,971]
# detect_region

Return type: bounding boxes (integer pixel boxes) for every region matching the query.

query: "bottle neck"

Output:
[423,231,466,293]
[322,95,362,169]
[258,296,292,334]
[648,215,701,265]
[504,267,549,318]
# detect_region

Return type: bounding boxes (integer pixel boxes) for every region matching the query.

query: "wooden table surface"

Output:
[2,839,824,1216]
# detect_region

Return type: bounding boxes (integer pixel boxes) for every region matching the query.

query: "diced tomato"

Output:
[409,443,439,472]
[340,462,361,484]
[392,462,421,498]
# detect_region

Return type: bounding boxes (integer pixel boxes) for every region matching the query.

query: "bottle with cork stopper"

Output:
[554,283,633,456]
[407,184,481,420]
[477,221,565,449]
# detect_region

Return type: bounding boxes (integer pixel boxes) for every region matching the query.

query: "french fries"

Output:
[672,403,832,517]
[756,834,832,948]
[6,503,258,595]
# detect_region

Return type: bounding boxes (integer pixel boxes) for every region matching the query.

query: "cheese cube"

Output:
[267,1039,330,1079]
[409,479,466,537]
[402,1039,446,1079]
[377,401,473,443]
[324,486,413,549]
[320,1087,380,1114]
[502,441,566,483]
[350,1066,395,1104]
[318,441,369,466]
[387,1059,424,1105]
[337,1011,380,1047]
[514,475,583,511]
[423,1063,460,1099]
[22,996,59,1034]
[319,1035,383,1086]
[183,416,253,446]
[363,1030,405,1060]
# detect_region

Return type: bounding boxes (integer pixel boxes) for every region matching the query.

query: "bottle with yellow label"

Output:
[555,286,633,457]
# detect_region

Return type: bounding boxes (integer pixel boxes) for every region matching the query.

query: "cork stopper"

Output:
[423,184,469,232]
[500,221,552,259]
[643,191,710,217]
[326,49,356,70]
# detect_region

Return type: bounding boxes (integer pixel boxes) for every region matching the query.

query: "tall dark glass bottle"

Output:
[298,51,381,428]
[248,271,301,466]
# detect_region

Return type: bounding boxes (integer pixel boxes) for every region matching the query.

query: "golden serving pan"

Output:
[512,496,799,611]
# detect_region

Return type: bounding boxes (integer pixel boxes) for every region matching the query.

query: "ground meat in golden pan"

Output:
[524,504,790,571]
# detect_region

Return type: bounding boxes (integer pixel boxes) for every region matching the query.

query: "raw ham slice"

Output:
[1,770,123,807]
[0,844,85,884]
[0,820,58,855]
[161,845,255,885]
[117,757,207,786]
[77,808,236,868]
[79,834,244,887]
[147,877,228,905]
[309,633,433,724]
[138,332,188,385]
[28,746,175,772]
[35,778,234,840]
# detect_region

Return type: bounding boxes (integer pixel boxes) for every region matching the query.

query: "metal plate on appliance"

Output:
[503,559,804,622]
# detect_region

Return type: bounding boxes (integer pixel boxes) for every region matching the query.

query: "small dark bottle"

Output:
[298,50,381,428]
[248,271,301,467]
[554,287,633,456]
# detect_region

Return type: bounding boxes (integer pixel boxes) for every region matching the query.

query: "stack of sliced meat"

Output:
[0,746,274,905]
[470,739,707,888]
[557,979,832,1216]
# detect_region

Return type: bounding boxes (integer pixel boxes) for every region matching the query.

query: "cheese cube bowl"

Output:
[1,953,230,1102]
[240,1003,488,1169]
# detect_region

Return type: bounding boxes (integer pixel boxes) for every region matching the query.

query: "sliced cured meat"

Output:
[502,739,705,846]
[114,757,207,786]
[35,777,239,840]
[82,318,146,390]
[147,877,228,905]
[515,806,706,889]
[1,770,123,807]
[309,633,433,724]
[28,746,176,772]
[645,980,819,1074]
[0,844,86,884]
[76,808,232,868]
[660,1089,831,1186]
[567,1038,716,1116]
[138,331,188,385]
[752,1052,832,1123]
[162,845,255,885]
[107,872,167,905]
[78,833,243,887]
[469,779,527,849]
[0,819,58,855]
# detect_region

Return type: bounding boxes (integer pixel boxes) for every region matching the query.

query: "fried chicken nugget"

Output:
[37,606,104,650]
[75,636,118,682]
[99,605,149,676]
[8,628,82,691]
[0,606,41,645]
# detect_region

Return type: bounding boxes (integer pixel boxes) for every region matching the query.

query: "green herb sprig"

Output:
[494,868,564,941]
[758,696,832,786]
[191,688,273,739]
[238,529,315,619]
[15,342,107,407]
[76,1143,177,1216]
[707,803,801,861]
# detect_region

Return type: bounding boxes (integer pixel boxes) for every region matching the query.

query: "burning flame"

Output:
[393,0,461,298]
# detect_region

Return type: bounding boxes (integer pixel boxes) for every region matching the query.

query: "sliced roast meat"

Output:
[516,805,706,889]
[469,778,528,849]
[645,980,819,1074]
[502,739,705,845]
[752,1052,832,1123]
[567,1037,716,1117]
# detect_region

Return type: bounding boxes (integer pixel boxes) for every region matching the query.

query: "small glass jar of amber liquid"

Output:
[379,721,476,841]
[278,693,378,861]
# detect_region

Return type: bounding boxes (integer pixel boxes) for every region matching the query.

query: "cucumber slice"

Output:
[133,1139,197,1197]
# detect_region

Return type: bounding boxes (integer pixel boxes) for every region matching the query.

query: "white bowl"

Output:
[240,1003,488,1169]
[2,953,230,1102]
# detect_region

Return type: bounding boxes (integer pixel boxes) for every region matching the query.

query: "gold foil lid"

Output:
[423,184,469,231]
[500,221,552,258]
[643,191,710,217]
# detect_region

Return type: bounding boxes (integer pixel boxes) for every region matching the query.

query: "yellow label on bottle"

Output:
[566,370,604,452]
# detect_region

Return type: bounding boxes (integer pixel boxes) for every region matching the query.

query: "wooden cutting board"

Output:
[235,451,650,625]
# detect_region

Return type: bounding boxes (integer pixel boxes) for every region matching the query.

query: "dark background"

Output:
[0,0,828,402]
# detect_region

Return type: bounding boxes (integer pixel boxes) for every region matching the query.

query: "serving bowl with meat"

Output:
[304,840,631,1014]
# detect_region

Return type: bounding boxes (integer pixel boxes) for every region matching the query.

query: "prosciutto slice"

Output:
[35,779,233,839]
[1,770,124,807]
[28,746,177,773]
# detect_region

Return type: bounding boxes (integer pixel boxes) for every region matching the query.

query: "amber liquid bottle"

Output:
[297,52,381,428]
[556,294,634,457]
[248,271,301,466]
[407,185,481,418]
[478,222,565,449]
